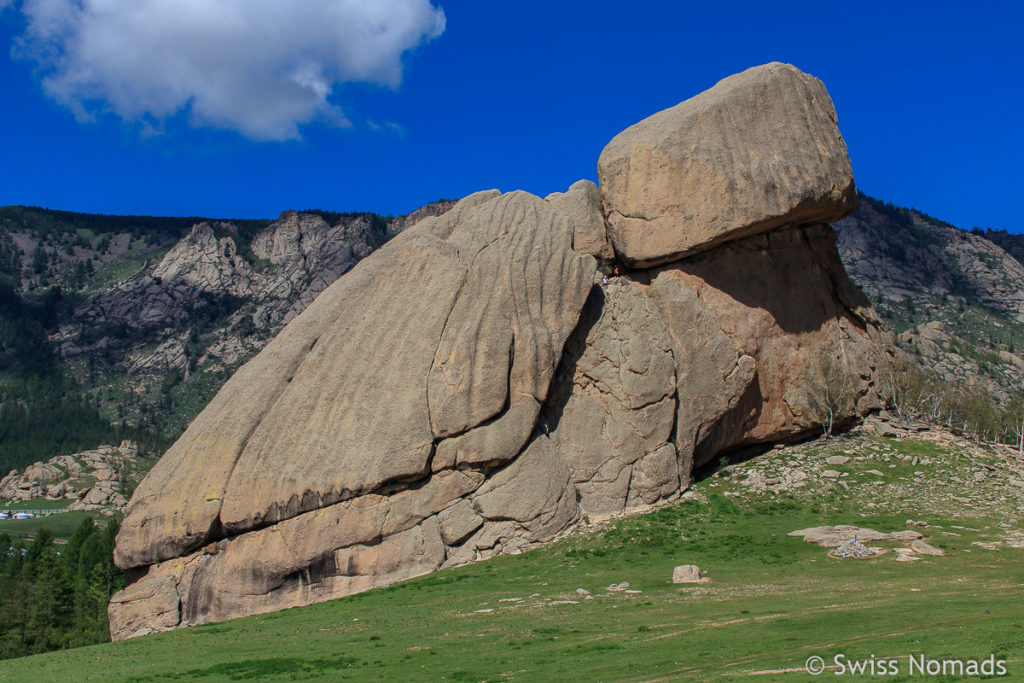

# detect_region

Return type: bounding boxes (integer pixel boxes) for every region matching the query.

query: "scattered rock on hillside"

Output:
[834,195,1024,407]
[910,540,945,556]
[0,441,145,511]
[830,541,880,559]
[895,549,922,562]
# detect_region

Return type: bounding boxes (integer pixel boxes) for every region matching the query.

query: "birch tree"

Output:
[806,355,856,439]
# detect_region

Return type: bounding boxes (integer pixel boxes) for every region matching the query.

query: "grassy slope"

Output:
[1,434,1022,681]
[0,498,72,510]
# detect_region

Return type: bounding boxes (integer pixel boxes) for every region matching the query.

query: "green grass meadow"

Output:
[1,498,73,511]
[2,437,1022,681]
[0,511,99,542]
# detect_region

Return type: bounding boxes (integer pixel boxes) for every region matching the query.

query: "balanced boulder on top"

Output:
[598,62,856,266]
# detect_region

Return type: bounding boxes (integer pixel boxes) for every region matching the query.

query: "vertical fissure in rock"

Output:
[424,258,473,437]
[664,351,684,489]
[538,284,605,434]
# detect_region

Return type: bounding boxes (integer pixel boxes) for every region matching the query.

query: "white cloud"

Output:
[11,0,446,140]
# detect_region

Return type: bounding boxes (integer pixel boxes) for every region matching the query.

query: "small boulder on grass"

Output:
[673,565,709,584]
[895,548,920,562]
[911,540,945,556]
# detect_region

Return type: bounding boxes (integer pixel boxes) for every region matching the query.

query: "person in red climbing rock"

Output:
[613,266,620,276]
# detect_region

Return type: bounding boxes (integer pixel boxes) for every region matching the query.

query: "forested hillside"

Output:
[0,517,122,659]
[0,280,148,473]
[974,227,1024,265]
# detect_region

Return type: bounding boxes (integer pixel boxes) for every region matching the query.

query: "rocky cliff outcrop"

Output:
[45,211,392,437]
[835,195,1024,405]
[109,62,889,640]
[836,199,1024,323]
[61,211,384,354]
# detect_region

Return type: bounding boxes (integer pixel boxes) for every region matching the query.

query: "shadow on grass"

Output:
[137,654,359,680]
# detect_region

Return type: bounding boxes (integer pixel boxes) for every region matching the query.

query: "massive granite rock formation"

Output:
[110,62,889,640]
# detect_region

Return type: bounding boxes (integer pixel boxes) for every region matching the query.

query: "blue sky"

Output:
[0,1,1021,233]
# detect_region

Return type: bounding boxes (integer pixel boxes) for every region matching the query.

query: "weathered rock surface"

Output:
[111,190,595,633]
[540,221,886,521]
[599,62,855,266]
[545,180,615,260]
[544,279,680,515]
[107,575,181,640]
[110,63,887,640]
[672,564,706,584]
[647,223,887,464]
